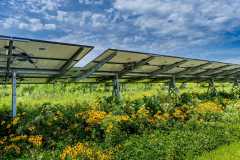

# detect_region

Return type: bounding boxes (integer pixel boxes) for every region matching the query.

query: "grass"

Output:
[197,142,240,160]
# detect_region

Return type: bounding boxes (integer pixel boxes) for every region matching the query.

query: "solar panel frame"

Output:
[0,35,94,84]
[74,48,240,83]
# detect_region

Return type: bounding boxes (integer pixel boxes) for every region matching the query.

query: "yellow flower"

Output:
[114,115,130,122]
[6,124,11,129]
[60,143,112,160]
[28,135,43,146]
[153,112,170,121]
[28,126,36,132]
[147,117,156,124]
[136,106,149,118]
[10,135,27,142]
[196,101,223,113]
[173,108,187,121]
[4,144,21,155]
[0,140,5,145]
[106,123,114,133]
[119,115,129,122]
[12,117,20,125]
[86,111,107,125]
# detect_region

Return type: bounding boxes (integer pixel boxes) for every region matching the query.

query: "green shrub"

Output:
[115,121,240,160]
[179,93,193,105]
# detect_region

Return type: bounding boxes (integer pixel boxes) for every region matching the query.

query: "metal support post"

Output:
[207,79,217,96]
[12,71,17,118]
[112,74,120,98]
[168,76,179,95]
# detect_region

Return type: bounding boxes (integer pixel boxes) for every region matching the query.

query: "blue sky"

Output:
[1,0,240,66]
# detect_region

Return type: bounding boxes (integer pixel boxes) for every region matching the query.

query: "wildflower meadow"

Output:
[1,83,240,159]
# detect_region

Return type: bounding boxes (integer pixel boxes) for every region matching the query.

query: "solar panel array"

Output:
[0,36,93,84]
[1,35,240,84]
[69,49,240,83]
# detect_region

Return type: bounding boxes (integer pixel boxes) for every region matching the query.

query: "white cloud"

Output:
[2,17,57,32]
[56,11,68,21]
[114,0,193,15]
[91,14,107,27]
[25,0,65,13]
[18,23,29,30]
[2,17,18,29]
[52,11,109,30]
[28,18,44,31]
[44,23,57,30]
[78,0,104,5]
[113,0,240,46]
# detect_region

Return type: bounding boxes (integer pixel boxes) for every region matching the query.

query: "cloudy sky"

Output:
[1,0,240,66]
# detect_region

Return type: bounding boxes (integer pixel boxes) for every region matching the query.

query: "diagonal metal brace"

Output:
[74,52,117,81]
[48,47,84,82]
[118,56,154,77]
[125,59,188,83]
[98,56,155,82]
[175,62,213,76]
[150,60,188,76]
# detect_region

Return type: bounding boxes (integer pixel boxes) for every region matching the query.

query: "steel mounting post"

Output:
[168,76,179,96]
[207,79,217,96]
[12,71,17,118]
[112,74,120,98]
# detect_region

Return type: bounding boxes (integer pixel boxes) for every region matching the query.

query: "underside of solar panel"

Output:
[0,35,93,84]
[69,49,240,83]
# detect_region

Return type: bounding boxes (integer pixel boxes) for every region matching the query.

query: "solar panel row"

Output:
[0,35,93,84]
[1,35,240,84]
[67,49,240,83]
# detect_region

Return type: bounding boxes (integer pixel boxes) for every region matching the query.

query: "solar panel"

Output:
[0,35,93,83]
[71,49,240,83]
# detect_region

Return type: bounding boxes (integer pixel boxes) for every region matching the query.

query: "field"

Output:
[1,83,240,159]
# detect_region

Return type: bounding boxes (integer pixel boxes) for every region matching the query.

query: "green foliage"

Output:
[1,83,240,159]
[115,121,240,160]
[179,92,194,105]
[142,95,164,115]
